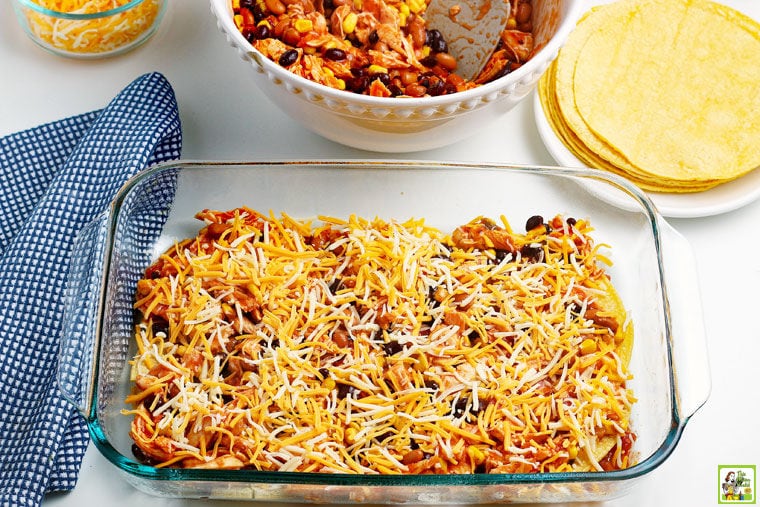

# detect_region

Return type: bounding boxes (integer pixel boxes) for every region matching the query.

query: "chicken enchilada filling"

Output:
[125,207,636,473]
[231,0,535,96]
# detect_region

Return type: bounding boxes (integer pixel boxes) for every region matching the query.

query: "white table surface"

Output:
[2,1,759,506]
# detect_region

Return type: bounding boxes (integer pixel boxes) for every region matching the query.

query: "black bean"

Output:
[328,278,342,293]
[151,319,169,337]
[420,55,438,68]
[383,340,404,356]
[254,24,270,39]
[525,215,544,232]
[131,444,159,465]
[424,379,439,391]
[324,47,347,61]
[452,398,469,417]
[336,382,357,399]
[371,72,391,86]
[430,37,448,54]
[252,4,266,21]
[374,431,393,443]
[348,75,369,93]
[492,65,512,81]
[278,49,299,67]
[426,29,442,46]
[349,36,363,48]
[492,248,510,264]
[566,217,577,226]
[426,286,441,309]
[520,244,544,262]
[427,79,445,96]
[369,30,379,45]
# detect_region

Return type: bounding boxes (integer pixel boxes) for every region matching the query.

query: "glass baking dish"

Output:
[58,160,710,503]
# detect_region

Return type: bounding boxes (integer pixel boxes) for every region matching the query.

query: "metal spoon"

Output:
[425,0,511,81]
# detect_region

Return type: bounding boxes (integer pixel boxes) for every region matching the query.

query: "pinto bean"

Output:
[405,83,427,97]
[435,52,457,71]
[516,1,532,24]
[408,16,427,49]
[402,449,425,464]
[265,0,286,15]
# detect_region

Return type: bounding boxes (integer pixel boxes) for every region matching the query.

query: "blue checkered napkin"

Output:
[0,72,182,507]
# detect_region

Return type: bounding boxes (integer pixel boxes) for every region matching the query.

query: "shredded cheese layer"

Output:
[22,0,161,54]
[125,207,636,474]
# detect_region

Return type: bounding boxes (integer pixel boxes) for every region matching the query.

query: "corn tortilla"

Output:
[540,0,760,192]
[539,58,720,192]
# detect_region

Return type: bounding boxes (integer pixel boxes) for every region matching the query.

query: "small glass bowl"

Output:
[12,0,167,59]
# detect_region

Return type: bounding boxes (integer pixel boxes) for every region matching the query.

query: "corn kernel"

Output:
[399,3,410,15]
[368,64,388,74]
[353,0,363,9]
[342,12,358,34]
[294,18,313,33]
[507,17,517,29]
[234,14,244,29]
[467,445,486,465]
[407,0,424,14]
[399,12,408,26]
[422,46,431,57]
[232,0,241,8]
[580,338,597,355]
[345,423,361,444]
[336,78,346,90]
[567,443,578,459]
[324,377,336,390]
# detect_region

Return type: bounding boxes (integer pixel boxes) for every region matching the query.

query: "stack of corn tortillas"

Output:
[538,0,760,193]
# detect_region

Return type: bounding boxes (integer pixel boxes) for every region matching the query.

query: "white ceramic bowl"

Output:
[210,0,583,152]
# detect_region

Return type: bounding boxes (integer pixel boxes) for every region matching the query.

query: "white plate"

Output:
[532,92,760,218]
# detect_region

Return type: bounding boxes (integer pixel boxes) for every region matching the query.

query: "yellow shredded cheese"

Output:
[22,0,161,55]
[124,208,636,474]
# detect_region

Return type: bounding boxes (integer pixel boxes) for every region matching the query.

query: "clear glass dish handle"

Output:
[659,219,711,422]
[57,212,110,417]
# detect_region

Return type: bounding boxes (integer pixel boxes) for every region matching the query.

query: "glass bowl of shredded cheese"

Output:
[58,161,710,503]
[12,0,166,58]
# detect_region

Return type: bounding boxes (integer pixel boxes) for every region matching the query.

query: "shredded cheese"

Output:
[22,0,161,54]
[124,208,636,474]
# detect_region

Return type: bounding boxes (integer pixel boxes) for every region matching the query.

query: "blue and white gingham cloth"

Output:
[0,72,182,506]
